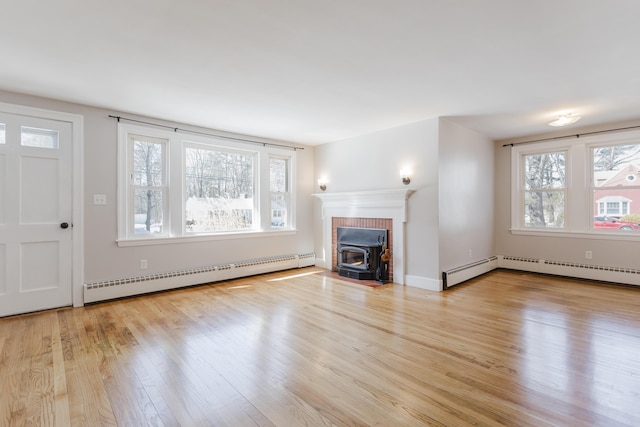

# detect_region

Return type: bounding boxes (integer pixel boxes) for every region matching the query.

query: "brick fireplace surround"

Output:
[314,189,413,285]
[332,217,393,280]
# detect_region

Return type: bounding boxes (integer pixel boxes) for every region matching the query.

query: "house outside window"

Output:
[592,143,640,228]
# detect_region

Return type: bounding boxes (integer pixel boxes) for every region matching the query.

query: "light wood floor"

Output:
[2,268,640,426]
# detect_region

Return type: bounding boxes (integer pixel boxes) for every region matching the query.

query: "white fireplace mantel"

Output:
[313,189,414,284]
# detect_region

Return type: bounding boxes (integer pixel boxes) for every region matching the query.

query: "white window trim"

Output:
[117,122,296,246]
[268,154,293,229]
[510,129,640,239]
[126,133,169,238]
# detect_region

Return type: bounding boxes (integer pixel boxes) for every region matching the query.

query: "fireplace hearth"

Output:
[337,227,389,282]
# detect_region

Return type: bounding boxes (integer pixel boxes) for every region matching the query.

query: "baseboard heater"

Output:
[84,253,316,304]
[442,256,498,289]
[498,255,640,287]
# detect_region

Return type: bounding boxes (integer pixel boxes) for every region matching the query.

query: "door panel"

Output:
[21,156,60,223]
[0,111,73,316]
[21,241,59,291]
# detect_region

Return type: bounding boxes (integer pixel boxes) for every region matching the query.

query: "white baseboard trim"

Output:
[84,252,315,304]
[498,255,640,287]
[442,257,498,289]
[315,258,328,269]
[405,275,442,292]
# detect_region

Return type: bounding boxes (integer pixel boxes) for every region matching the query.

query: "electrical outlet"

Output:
[140,259,148,269]
[585,250,593,260]
[468,249,473,258]
[93,194,107,205]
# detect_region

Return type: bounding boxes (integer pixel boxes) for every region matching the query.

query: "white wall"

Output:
[313,119,441,286]
[495,119,640,269]
[438,118,494,272]
[0,90,315,287]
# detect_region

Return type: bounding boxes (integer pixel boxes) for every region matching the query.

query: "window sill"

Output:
[117,229,297,247]
[510,228,640,241]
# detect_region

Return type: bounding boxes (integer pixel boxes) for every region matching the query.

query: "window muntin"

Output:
[521,151,566,228]
[130,134,167,236]
[184,144,256,233]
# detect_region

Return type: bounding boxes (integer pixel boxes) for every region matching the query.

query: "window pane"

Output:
[185,146,254,232]
[593,144,640,187]
[21,126,58,148]
[593,144,640,229]
[133,138,163,186]
[133,189,164,235]
[271,194,288,228]
[524,191,564,228]
[270,158,288,192]
[606,202,620,215]
[0,124,5,144]
[524,152,565,190]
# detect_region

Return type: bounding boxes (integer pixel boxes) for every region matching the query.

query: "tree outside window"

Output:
[269,157,289,228]
[522,151,566,228]
[184,145,255,232]
[131,135,165,235]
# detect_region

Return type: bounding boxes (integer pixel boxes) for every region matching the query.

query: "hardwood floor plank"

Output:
[51,310,71,427]
[2,268,640,426]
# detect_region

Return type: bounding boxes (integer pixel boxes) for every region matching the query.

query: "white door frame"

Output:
[0,101,84,308]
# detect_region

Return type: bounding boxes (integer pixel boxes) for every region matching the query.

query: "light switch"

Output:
[93,194,107,205]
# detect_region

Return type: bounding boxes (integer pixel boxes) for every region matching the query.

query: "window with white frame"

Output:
[269,156,290,228]
[118,123,296,243]
[591,142,640,226]
[511,130,640,236]
[129,134,167,236]
[520,150,566,229]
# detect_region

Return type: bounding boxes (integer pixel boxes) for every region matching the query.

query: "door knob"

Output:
[60,222,70,229]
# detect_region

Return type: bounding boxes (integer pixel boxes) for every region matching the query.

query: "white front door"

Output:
[0,110,73,317]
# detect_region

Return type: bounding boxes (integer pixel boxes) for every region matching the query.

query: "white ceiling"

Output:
[2,1,640,145]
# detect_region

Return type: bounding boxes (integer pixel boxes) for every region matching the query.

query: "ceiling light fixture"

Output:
[548,114,581,127]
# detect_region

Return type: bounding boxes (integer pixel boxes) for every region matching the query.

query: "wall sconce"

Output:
[400,168,412,185]
[317,178,328,191]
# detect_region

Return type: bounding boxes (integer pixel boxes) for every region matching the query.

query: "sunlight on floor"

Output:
[267,270,324,282]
